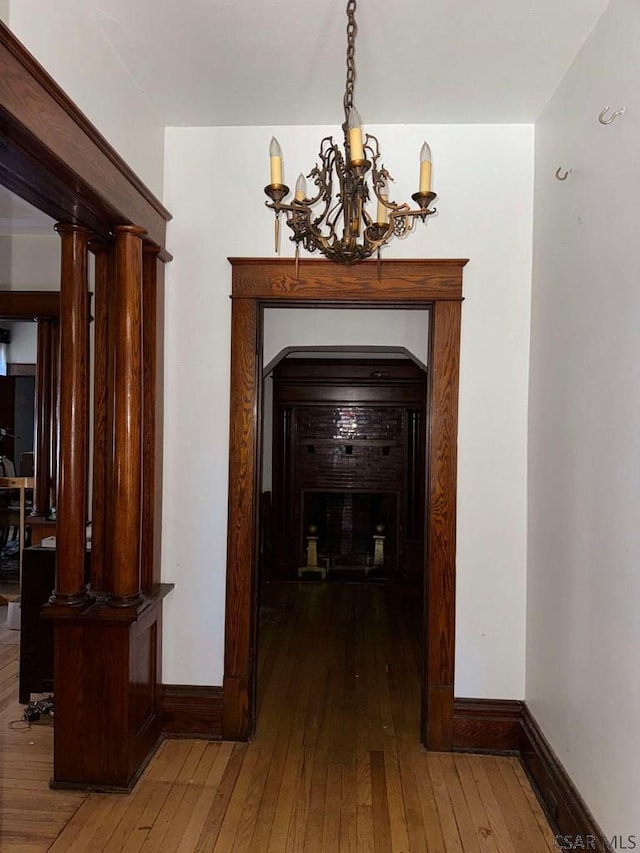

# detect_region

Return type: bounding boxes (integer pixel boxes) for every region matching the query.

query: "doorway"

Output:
[257,340,429,749]
[223,257,466,750]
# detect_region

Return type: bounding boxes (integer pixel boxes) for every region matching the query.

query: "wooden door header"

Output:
[228,258,467,302]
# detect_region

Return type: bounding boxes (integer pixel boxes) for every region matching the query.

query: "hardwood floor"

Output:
[0,585,555,851]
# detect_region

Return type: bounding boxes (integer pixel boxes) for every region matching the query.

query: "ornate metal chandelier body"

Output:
[264,0,437,265]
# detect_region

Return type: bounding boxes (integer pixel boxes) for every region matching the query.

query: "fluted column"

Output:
[50,224,91,607]
[108,225,146,607]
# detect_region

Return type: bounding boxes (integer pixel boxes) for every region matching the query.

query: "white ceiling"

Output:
[87,0,610,126]
[0,186,55,236]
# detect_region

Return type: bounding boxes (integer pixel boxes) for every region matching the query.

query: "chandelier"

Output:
[264,0,437,265]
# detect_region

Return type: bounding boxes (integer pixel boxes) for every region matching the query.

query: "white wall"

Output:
[8,0,164,196]
[528,0,640,838]
[7,320,36,363]
[0,0,8,25]
[2,234,59,290]
[163,123,534,694]
[263,309,429,369]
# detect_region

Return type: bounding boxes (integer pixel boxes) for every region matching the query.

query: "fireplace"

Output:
[268,357,427,580]
[302,490,399,572]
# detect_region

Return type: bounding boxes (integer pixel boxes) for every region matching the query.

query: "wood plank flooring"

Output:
[0,585,555,851]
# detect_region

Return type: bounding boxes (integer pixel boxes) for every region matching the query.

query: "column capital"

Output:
[54,223,93,237]
[114,224,148,239]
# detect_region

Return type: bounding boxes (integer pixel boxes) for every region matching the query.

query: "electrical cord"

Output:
[7,696,54,730]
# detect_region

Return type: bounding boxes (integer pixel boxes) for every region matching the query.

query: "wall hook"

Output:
[599,106,625,125]
[555,167,572,181]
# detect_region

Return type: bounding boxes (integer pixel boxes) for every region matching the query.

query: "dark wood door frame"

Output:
[224,257,467,750]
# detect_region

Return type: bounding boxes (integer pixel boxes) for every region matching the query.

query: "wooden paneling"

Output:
[161,685,223,738]
[0,22,171,248]
[225,258,466,744]
[47,592,169,791]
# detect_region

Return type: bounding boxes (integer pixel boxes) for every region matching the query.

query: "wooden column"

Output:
[141,245,165,592]
[32,319,53,514]
[108,225,145,607]
[90,244,115,593]
[49,224,91,608]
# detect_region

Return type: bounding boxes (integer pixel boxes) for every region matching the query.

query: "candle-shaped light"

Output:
[376,177,389,224]
[270,136,283,185]
[295,173,307,202]
[419,142,432,193]
[348,107,365,163]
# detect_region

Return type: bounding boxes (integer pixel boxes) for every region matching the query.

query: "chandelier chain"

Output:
[343,0,357,122]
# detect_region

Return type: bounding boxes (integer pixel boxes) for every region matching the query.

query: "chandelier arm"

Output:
[305,140,340,211]
[363,133,381,162]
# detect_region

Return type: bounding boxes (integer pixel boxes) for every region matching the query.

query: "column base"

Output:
[106,591,145,609]
[44,584,173,790]
[48,590,93,608]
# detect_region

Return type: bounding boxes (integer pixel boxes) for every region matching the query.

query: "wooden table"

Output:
[0,476,34,585]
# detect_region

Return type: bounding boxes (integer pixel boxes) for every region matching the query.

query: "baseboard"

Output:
[454,697,612,852]
[519,705,612,852]
[160,685,223,739]
[453,698,523,752]
[160,685,610,848]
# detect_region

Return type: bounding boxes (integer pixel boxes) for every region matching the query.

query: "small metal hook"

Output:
[555,167,572,181]
[599,106,625,125]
